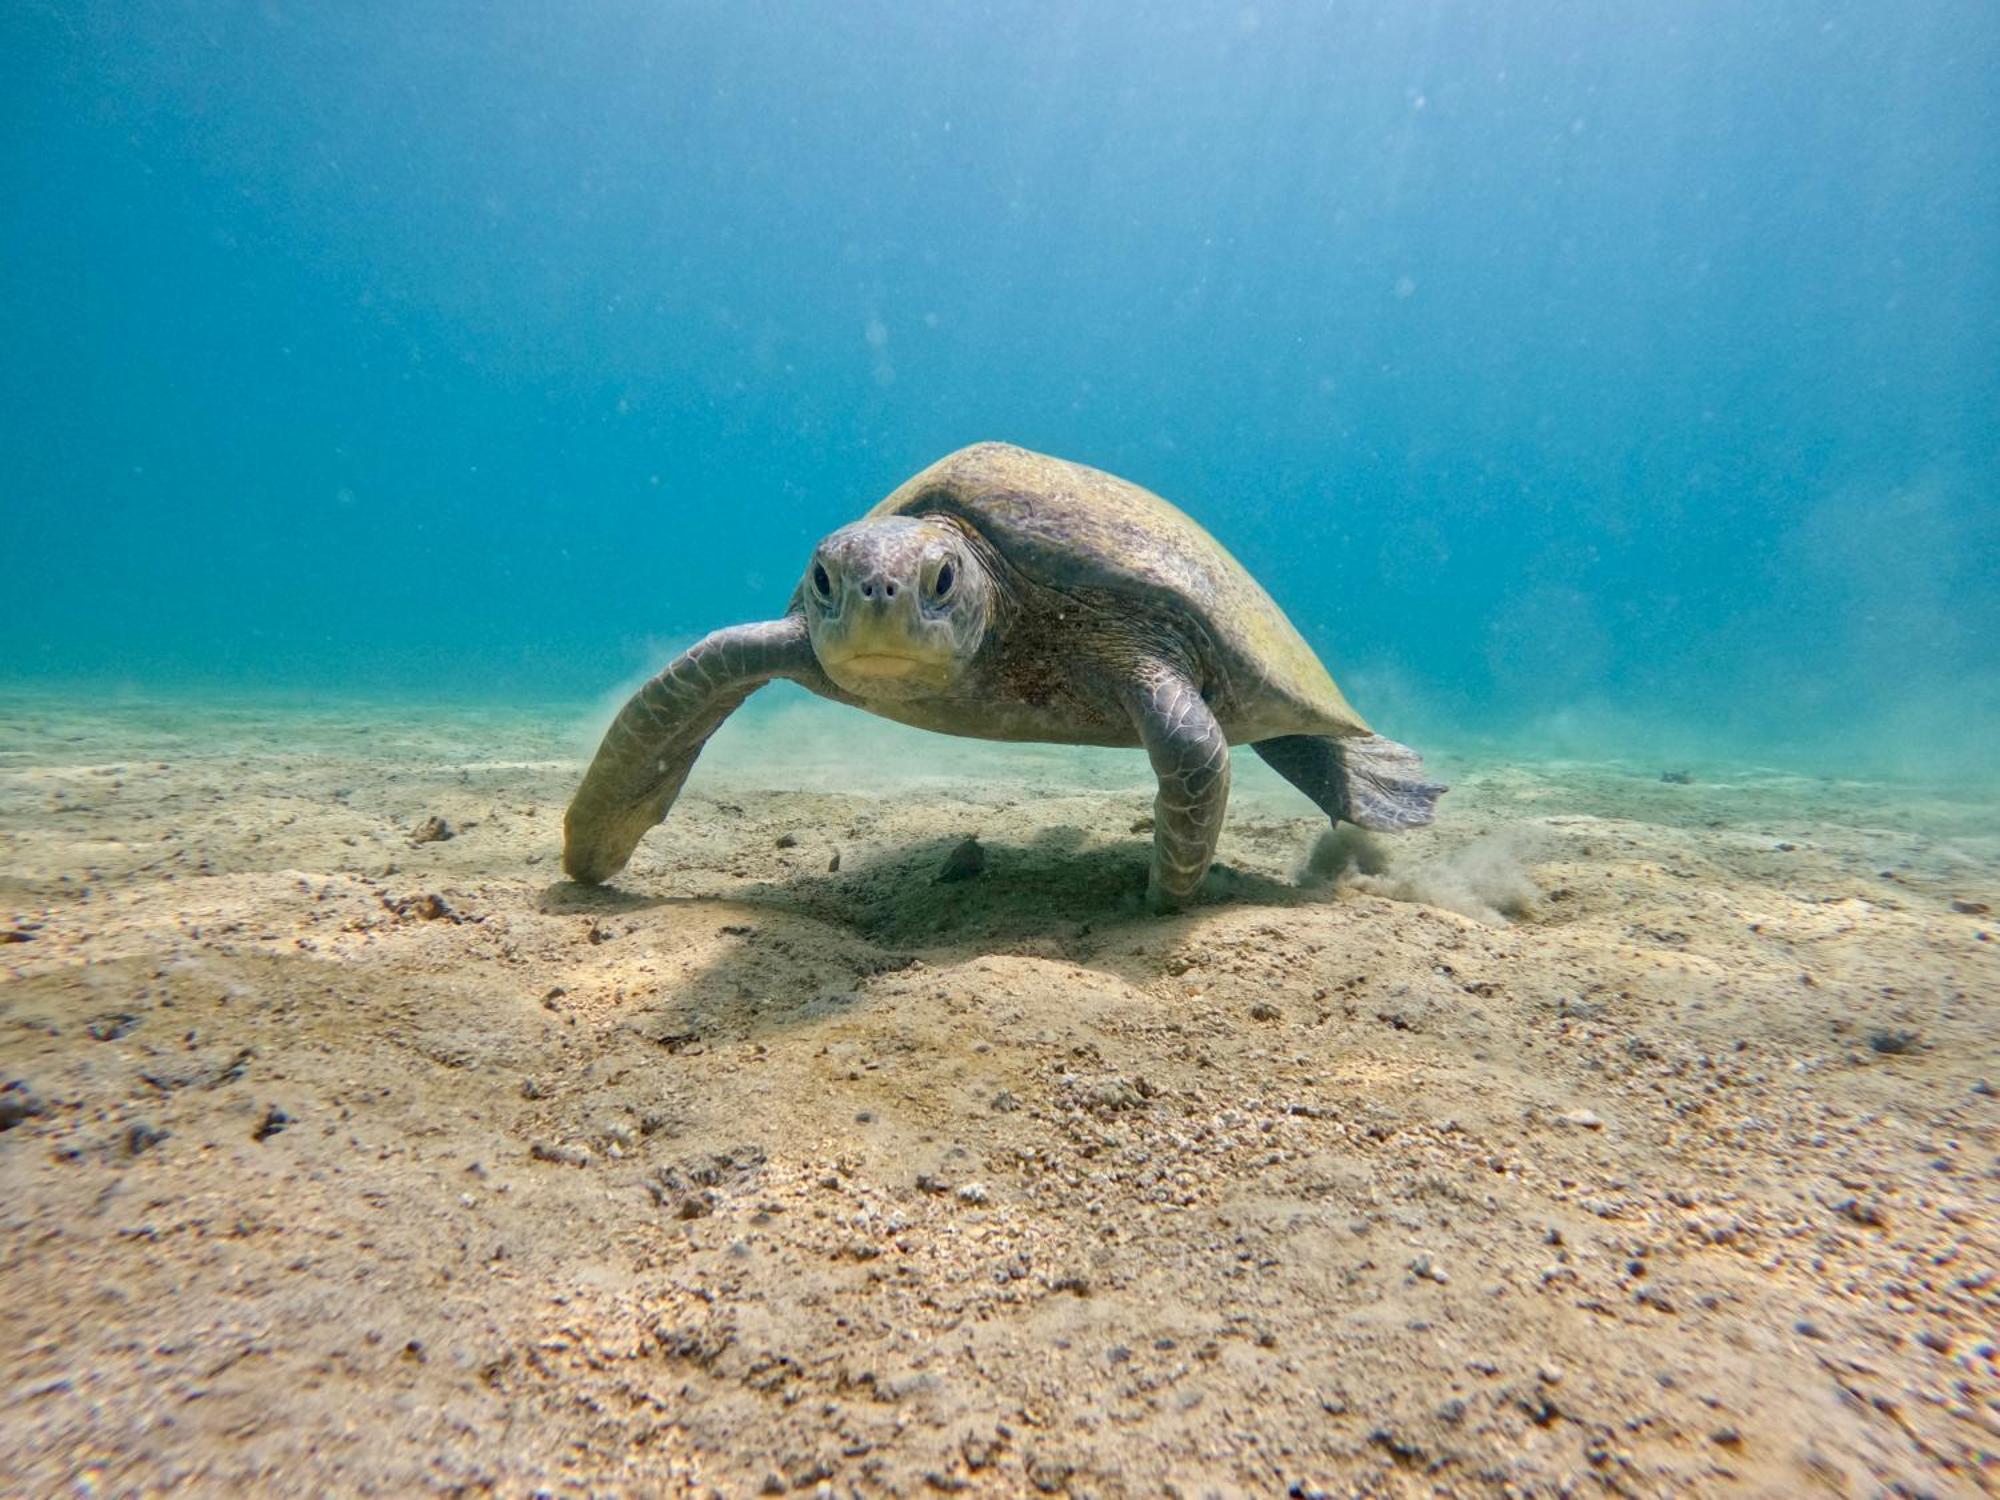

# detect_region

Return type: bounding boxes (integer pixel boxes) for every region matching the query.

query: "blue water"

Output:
[5,2,1996,773]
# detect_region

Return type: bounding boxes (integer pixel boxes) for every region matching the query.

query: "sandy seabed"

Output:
[1,688,1994,1498]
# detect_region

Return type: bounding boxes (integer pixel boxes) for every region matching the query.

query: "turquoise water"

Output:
[5,3,1995,774]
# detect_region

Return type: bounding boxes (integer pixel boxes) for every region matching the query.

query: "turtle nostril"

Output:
[884,581,898,598]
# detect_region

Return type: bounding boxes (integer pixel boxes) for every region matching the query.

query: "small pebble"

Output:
[1409,1254,1449,1285]
[1557,1109,1604,1130]
[126,1122,169,1156]
[1833,1196,1888,1228]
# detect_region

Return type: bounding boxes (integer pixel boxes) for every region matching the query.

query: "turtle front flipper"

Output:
[564,617,823,885]
[1252,732,1446,832]
[1127,666,1232,913]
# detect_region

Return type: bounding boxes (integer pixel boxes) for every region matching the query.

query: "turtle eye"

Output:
[811,562,832,599]
[933,560,956,600]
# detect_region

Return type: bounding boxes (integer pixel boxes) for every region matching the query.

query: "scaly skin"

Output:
[561,618,830,885]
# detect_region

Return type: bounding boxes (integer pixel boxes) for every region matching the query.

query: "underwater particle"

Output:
[410,815,454,844]
[1660,770,1694,785]
[252,1105,291,1142]
[936,836,986,883]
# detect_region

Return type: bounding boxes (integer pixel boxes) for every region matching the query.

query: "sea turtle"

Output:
[564,443,1444,910]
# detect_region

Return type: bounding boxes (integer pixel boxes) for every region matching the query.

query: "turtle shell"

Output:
[867,443,1371,739]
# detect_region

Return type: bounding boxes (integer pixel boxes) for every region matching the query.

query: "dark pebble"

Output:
[936,836,987,883]
[253,1105,292,1142]
[0,1083,47,1132]
[125,1122,169,1156]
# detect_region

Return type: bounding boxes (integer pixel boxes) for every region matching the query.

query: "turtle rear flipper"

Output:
[1253,733,1445,833]
[563,617,824,884]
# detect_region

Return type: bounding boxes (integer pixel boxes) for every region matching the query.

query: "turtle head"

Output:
[801,515,992,700]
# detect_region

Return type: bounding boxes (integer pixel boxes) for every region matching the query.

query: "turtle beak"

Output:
[807,516,976,700]
[818,579,956,694]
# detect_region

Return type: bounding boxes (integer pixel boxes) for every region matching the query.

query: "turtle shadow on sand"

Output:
[545,823,1306,946]
[779,825,1305,949]
[539,825,1312,1040]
